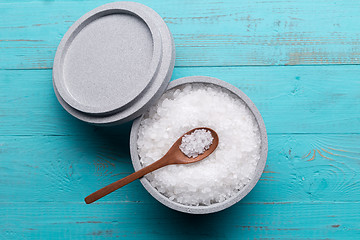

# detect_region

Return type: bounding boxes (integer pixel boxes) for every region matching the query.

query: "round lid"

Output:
[53,2,175,124]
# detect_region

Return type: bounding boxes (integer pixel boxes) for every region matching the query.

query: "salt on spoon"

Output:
[85,127,219,204]
[180,129,214,158]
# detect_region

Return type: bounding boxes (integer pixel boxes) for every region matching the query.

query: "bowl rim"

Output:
[130,76,268,214]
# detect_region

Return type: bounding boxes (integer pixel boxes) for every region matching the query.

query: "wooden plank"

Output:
[1,201,359,239]
[1,1,359,239]
[1,0,360,69]
[0,134,359,204]
[0,65,359,135]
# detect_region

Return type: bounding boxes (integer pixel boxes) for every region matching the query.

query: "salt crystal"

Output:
[179,129,213,158]
[137,83,261,206]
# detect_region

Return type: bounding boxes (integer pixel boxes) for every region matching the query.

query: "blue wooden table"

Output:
[1,0,359,239]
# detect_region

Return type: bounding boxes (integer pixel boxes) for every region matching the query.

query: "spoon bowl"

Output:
[85,127,218,204]
[161,127,219,165]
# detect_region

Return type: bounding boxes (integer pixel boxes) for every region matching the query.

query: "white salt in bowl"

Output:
[130,76,268,214]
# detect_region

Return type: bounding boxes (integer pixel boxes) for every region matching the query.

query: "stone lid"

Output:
[53,2,175,125]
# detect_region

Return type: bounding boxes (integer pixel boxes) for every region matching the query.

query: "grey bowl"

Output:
[130,76,268,214]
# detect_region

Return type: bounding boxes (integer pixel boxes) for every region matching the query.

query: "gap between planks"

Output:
[0,133,359,137]
[2,63,360,71]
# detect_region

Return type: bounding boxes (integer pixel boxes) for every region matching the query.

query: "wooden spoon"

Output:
[85,127,219,204]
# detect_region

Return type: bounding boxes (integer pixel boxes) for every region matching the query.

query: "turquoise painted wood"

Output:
[1,66,359,135]
[0,0,359,239]
[1,134,359,203]
[1,0,360,69]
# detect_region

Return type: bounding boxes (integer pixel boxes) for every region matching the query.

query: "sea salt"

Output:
[137,83,261,206]
[179,129,214,158]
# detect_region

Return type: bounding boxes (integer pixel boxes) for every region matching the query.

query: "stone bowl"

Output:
[130,76,268,214]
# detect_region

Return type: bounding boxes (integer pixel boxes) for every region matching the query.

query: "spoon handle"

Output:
[85,156,169,204]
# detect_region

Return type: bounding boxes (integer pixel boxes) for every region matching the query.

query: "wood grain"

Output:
[1,0,360,69]
[1,0,360,239]
[0,134,358,204]
[0,134,359,238]
[0,65,359,136]
[1,202,359,239]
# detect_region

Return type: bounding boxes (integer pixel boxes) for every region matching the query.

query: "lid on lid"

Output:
[53,2,175,125]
